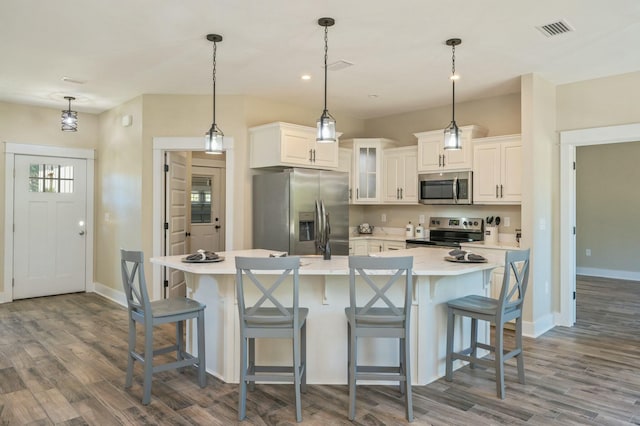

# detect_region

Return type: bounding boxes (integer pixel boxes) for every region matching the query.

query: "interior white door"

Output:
[13,155,87,299]
[190,166,224,252]
[165,152,188,298]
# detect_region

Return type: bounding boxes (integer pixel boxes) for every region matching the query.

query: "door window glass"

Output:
[29,163,74,193]
[191,175,212,223]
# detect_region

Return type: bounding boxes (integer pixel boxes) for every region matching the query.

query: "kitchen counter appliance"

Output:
[406,216,483,248]
[418,171,473,205]
[253,168,349,255]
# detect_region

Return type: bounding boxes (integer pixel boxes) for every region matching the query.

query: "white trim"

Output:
[559,122,640,328]
[4,142,96,159]
[523,314,554,338]
[3,142,95,303]
[152,136,235,301]
[93,281,127,307]
[576,267,640,282]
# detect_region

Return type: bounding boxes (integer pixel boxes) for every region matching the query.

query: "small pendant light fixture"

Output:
[61,96,78,132]
[205,33,224,154]
[316,17,336,143]
[444,38,462,150]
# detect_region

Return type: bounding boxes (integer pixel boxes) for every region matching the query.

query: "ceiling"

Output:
[1,0,639,119]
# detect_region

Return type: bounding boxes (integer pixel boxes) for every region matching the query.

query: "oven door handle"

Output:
[452,176,458,203]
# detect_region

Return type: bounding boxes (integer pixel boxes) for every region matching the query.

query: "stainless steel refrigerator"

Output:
[253,168,349,255]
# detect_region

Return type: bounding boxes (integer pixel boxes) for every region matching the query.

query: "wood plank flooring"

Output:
[1,276,640,424]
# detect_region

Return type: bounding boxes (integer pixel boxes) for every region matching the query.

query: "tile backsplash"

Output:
[350,204,522,234]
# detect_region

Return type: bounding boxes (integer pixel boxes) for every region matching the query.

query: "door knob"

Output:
[79,230,85,235]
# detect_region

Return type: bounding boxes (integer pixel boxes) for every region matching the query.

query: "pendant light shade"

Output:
[205,33,224,154]
[316,17,336,143]
[444,38,462,150]
[61,96,78,132]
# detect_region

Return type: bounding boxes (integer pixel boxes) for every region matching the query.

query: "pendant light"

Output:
[316,17,336,143]
[61,96,78,132]
[444,38,462,150]
[205,33,224,154]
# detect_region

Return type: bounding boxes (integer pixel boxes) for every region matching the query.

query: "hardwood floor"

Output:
[1,276,640,425]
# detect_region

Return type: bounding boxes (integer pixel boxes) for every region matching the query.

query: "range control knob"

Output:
[463,221,468,226]
[474,221,478,226]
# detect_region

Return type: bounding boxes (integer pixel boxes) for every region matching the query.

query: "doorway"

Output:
[559,123,640,326]
[152,137,235,301]
[3,143,95,303]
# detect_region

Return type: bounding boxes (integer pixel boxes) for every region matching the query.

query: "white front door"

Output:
[190,166,225,253]
[165,152,188,298]
[13,155,87,299]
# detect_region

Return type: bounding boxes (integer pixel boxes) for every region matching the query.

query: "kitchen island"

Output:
[151,247,501,385]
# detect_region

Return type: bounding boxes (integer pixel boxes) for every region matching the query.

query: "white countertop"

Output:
[151,247,500,276]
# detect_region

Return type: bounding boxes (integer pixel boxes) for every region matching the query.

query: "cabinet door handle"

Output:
[400,188,403,199]
[496,185,499,198]
[438,154,442,167]
[442,154,446,167]
[309,149,313,162]
[313,149,316,162]
[396,188,400,199]
[356,188,359,199]
[500,184,503,198]
[349,188,352,200]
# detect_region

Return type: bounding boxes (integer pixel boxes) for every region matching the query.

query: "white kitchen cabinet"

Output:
[249,122,339,169]
[343,138,397,204]
[353,240,370,255]
[351,239,405,255]
[414,125,487,172]
[472,134,522,204]
[383,241,407,251]
[338,147,354,204]
[382,146,418,204]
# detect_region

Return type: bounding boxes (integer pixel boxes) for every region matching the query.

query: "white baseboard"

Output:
[523,313,555,338]
[93,281,127,308]
[0,290,10,304]
[576,267,640,282]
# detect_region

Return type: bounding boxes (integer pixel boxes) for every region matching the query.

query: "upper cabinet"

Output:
[338,147,354,204]
[414,125,488,172]
[472,134,522,204]
[382,146,418,204]
[343,138,397,204]
[249,122,339,169]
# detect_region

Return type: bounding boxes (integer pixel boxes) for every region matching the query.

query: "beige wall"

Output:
[96,96,144,292]
[576,142,640,272]
[557,71,640,131]
[0,101,98,297]
[521,74,556,325]
[363,93,521,144]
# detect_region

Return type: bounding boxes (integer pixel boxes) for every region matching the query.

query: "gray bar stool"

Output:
[346,255,414,422]
[120,249,206,405]
[235,256,307,423]
[445,249,531,399]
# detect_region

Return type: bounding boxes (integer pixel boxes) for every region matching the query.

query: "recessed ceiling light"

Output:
[368,94,379,99]
[301,74,311,81]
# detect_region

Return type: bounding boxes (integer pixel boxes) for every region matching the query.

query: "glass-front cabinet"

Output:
[343,138,397,204]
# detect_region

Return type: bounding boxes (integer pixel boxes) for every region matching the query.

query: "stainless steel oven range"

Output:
[406,216,484,248]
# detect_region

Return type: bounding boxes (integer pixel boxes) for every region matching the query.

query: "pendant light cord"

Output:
[451,42,456,123]
[212,40,217,127]
[323,23,329,113]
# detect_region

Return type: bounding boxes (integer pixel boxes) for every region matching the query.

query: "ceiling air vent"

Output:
[536,19,574,37]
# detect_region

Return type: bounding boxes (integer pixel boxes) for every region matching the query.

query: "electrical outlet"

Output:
[586,249,591,256]
[504,217,510,227]
[419,214,425,224]
[381,214,387,223]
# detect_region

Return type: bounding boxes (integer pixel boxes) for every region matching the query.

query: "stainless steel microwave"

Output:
[418,171,473,205]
